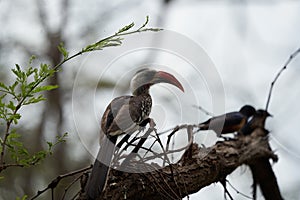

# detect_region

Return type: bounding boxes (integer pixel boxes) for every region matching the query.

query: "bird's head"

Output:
[252,109,272,128]
[239,105,256,118]
[130,68,184,95]
[255,109,272,118]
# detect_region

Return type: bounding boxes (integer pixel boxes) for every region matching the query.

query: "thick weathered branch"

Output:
[79,127,279,200]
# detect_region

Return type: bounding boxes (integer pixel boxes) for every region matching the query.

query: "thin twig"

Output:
[120,121,156,167]
[61,175,82,200]
[220,179,234,200]
[143,131,193,163]
[141,161,181,200]
[192,105,215,117]
[70,191,81,200]
[165,124,199,152]
[142,136,160,159]
[30,165,92,200]
[226,180,252,199]
[265,47,300,110]
[150,127,183,198]
[0,163,24,171]
[113,143,165,165]
[145,170,176,200]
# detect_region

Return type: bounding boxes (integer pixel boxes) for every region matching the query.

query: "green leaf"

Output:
[103,38,123,47]
[9,81,19,93]
[7,132,22,147]
[12,113,21,124]
[47,141,53,149]
[117,22,135,33]
[7,132,21,139]
[7,101,16,111]
[31,85,58,93]
[83,37,124,52]
[139,15,149,30]
[29,55,36,65]
[39,63,55,78]
[16,194,28,200]
[26,67,38,78]
[0,82,9,91]
[23,95,46,105]
[58,42,69,59]
[12,65,21,79]
[18,147,29,156]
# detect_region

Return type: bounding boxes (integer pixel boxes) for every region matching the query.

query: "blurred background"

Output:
[0,0,300,199]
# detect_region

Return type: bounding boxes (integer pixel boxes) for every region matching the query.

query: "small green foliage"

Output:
[6,131,68,167]
[58,42,69,59]
[82,16,162,53]
[0,62,58,126]
[47,133,68,155]
[83,37,123,52]
[16,195,28,200]
[117,22,135,34]
[0,57,60,172]
[23,95,46,105]
[138,15,149,31]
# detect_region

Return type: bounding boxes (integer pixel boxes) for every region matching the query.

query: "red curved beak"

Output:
[153,71,184,92]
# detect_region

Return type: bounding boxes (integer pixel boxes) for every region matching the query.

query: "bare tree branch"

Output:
[265,47,300,110]
[30,165,92,200]
[79,128,278,200]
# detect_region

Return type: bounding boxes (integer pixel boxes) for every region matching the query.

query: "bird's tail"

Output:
[85,136,117,200]
[250,158,283,200]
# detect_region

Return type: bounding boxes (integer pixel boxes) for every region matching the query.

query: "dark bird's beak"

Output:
[152,71,184,92]
[257,109,273,118]
[266,111,273,117]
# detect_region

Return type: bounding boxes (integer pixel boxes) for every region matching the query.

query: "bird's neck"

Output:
[133,85,150,96]
[135,93,152,122]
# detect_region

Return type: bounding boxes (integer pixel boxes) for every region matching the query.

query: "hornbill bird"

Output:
[85,68,184,199]
[239,110,283,200]
[198,105,256,137]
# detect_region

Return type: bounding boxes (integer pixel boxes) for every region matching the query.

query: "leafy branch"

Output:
[82,16,162,52]
[0,133,67,171]
[0,59,59,170]
[0,16,161,173]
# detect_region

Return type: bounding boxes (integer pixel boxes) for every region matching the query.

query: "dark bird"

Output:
[198,105,256,137]
[85,68,184,199]
[239,109,283,200]
[249,157,283,200]
[239,109,271,135]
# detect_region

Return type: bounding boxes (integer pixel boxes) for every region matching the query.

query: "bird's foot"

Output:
[138,118,156,132]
